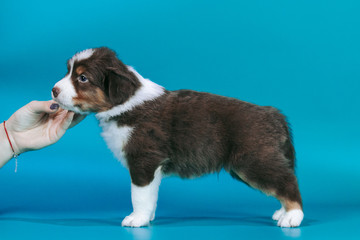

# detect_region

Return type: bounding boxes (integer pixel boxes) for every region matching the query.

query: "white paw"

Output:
[272,207,285,221]
[150,212,155,221]
[121,212,151,227]
[277,209,304,228]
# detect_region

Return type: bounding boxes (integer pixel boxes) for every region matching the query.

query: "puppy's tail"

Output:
[268,106,296,170]
[282,117,296,170]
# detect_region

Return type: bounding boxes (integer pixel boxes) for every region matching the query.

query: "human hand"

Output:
[4,100,85,154]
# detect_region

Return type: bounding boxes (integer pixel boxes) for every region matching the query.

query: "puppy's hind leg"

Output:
[230,160,303,227]
[122,167,162,228]
[274,181,304,228]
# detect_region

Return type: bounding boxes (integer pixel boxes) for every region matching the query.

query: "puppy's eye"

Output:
[79,75,88,83]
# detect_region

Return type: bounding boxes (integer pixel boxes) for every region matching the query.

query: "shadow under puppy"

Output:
[52,47,304,228]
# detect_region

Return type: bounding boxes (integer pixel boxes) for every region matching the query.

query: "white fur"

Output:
[277,209,304,228]
[53,74,78,111]
[272,206,285,221]
[99,120,134,168]
[95,66,165,121]
[53,48,95,113]
[122,167,162,227]
[69,48,94,66]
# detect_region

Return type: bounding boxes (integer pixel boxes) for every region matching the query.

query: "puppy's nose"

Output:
[52,87,60,98]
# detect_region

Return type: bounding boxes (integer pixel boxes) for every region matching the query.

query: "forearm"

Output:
[0,122,15,167]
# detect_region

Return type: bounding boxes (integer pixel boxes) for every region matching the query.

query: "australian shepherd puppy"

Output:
[52,47,304,228]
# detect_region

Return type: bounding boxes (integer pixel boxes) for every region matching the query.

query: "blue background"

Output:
[0,0,359,239]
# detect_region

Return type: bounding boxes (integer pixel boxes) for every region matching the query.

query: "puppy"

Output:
[52,47,304,228]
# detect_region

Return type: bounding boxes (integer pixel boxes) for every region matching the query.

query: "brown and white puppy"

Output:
[52,47,304,228]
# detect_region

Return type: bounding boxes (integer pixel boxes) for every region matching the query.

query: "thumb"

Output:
[27,100,60,114]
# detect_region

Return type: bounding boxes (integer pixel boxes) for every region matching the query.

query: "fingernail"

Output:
[50,103,59,110]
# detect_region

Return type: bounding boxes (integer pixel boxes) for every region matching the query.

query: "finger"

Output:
[60,111,75,131]
[51,111,74,144]
[69,114,86,129]
[27,100,60,114]
[9,100,58,131]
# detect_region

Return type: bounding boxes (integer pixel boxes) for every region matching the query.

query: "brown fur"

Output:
[75,66,86,75]
[73,87,112,112]
[113,89,302,208]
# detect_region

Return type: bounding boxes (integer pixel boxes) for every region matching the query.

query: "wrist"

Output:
[0,122,16,167]
[5,128,22,155]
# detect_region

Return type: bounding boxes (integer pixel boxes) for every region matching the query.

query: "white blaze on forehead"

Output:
[67,48,95,78]
[69,48,95,66]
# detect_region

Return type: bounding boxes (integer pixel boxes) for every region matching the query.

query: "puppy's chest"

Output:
[99,120,134,168]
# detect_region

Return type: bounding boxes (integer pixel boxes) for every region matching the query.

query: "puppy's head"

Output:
[52,47,141,114]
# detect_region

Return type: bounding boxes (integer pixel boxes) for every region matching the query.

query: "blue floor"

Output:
[1,153,359,240]
[1,205,359,240]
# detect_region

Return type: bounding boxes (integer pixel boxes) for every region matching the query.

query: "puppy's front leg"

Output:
[122,167,162,227]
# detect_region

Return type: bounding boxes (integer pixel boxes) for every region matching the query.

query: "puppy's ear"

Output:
[104,67,140,105]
